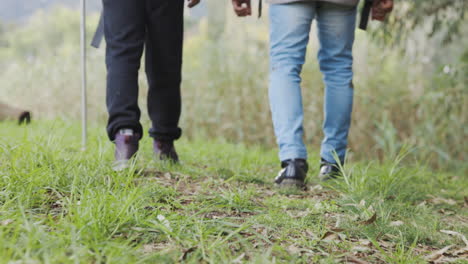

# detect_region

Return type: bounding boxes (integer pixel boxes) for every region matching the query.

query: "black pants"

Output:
[103,0,184,141]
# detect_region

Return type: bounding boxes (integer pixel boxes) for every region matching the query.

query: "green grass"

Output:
[1,121,467,263]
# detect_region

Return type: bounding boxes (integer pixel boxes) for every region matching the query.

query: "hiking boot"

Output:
[19,111,31,125]
[113,129,139,171]
[275,159,308,189]
[318,159,341,181]
[154,140,179,163]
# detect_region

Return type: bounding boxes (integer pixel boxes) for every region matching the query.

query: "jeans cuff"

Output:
[149,128,182,142]
[279,151,308,163]
[320,153,345,165]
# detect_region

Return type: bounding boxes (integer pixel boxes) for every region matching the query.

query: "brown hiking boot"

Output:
[153,140,179,163]
[113,129,140,171]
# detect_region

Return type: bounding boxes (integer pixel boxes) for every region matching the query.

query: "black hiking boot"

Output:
[154,140,179,163]
[275,159,308,189]
[318,158,341,181]
[113,129,140,171]
[19,111,31,125]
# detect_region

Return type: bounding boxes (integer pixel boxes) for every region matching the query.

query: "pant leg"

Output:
[316,3,357,164]
[145,0,184,142]
[103,0,146,141]
[269,3,316,162]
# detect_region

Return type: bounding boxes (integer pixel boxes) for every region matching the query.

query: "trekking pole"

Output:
[80,0,88,150]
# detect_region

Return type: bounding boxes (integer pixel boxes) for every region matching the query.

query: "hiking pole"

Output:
[80,0,88,150]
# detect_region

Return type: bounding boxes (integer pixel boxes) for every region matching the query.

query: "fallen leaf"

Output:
[425,245,452,262]
[141,243,170,254]
[263,190,276,196]
[287,244,301,254]
[453,247,468,256]
[338,233,347,240]
[305,229,318,240]
[309,185,323,192]
[179,247,197,261]
[322,232,340,242]
[287,208,311,218]
[360,213,377,225]
[142,244,155,254]
[157,215,172,232]
[352,246,371,253]
[330,228,345,232]
[1,219,13,226]
[427,196,457,205]
[343,255,369,264]
[232,253,246,263]
[389,220,404,227]
[204,211,228,219]
[438,256,468,263]
[321,228,345,242]
[440,230,468,247]
[131,227,146,232]
[417,201,427,207]
[464,196,468,208]
[378,239,394,249]
[359,239,372,246]
[335,215,343,228]
[438,208,456,215]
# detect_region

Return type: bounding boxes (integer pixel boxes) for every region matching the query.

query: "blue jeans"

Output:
[269,2,357,164]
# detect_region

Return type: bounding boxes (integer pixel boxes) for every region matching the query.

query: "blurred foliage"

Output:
[0,7,466,172]
[207,0,227,40]
[0,22,6,47]
[376,0,468,45]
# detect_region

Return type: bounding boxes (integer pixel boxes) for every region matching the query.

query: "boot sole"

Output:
[319,173,342,182]
[276,178,306,189]
[112,160,130,172]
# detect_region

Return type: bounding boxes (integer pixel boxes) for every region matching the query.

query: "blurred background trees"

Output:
[382,0,467,44]
[0,1,466,171]
[207,0,227,40]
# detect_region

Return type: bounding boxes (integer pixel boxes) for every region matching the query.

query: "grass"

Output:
[0,9,467,262]
[1,121,467,263]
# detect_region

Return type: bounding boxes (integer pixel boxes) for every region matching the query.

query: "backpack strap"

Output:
[258,0,263,18]
[359,0,373,30]
[91,12,104,48]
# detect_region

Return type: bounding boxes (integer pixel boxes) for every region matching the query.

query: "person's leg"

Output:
[103,0,146,141]
[269,2,316,162]
[145,0,184,143]
[316,3,357,164]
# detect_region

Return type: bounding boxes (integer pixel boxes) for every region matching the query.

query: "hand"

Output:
[232,0,252,17]
[372,0,393,21]
[187,0,201,8]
